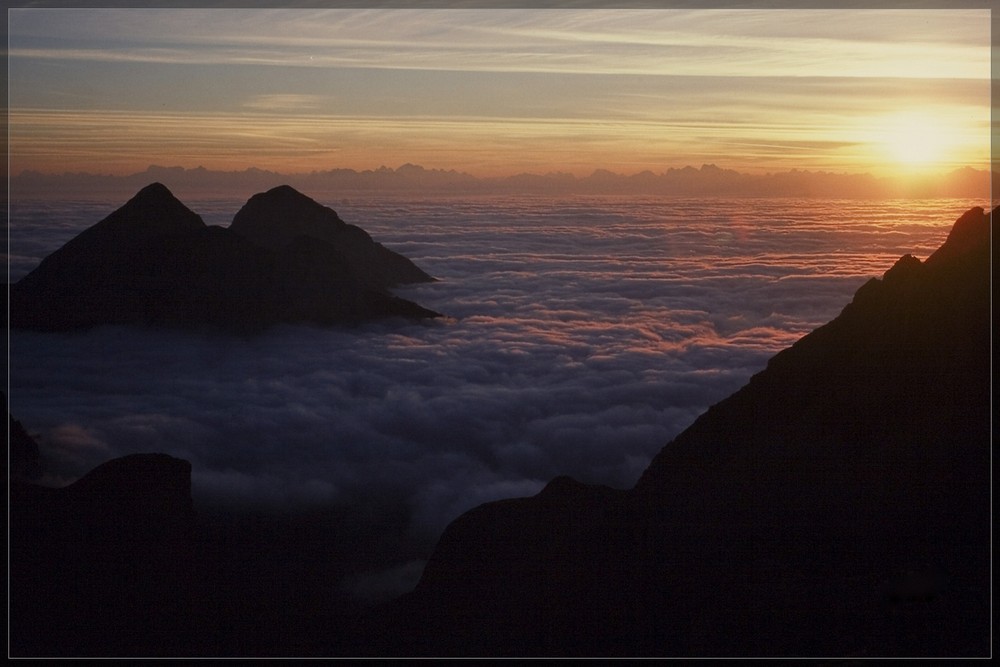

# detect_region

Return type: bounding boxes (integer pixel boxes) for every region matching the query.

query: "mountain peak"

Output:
[104,182,205,236]
[924,205,993,268]
[252,183,328,210]
[124,181,187,212]
[14,182,205,277]
[881,252,922,283]
[134,181,174,198]
[230,185,434,289]
[229,185,347,252]
[260,183,308,200]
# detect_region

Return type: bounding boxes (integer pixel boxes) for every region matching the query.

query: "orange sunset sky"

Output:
[6,7,993,179]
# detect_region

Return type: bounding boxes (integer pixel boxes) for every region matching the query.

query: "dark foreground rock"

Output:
[7,392,42,481]
[9,183,440,332]
[8,450,389,657]
[365,206,993,657]
[10,453,197,655]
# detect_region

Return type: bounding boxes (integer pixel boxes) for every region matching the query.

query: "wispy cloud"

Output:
[8,8,989,79]
[242,94,328,111]
[6,8,991,176]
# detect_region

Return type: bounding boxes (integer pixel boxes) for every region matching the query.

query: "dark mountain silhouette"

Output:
[10,453,198,656]
[230,184,433,289]
[364,205,993,657]
[9,183,439,331]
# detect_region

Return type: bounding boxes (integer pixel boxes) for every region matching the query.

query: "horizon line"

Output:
[11,161,996,181]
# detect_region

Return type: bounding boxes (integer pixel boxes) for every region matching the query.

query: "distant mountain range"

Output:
[9,183,439,332]
[11,163,997,199]
[8,204,993,657]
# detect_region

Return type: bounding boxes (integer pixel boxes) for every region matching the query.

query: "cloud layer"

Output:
[8,8,988,78]
[8,193,969,595]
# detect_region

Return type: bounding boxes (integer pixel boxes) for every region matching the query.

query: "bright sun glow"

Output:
[882,112,953,170]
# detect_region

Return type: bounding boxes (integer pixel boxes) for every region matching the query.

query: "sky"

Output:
[6,7,993,178]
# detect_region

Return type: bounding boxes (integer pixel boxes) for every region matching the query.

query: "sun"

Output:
[881,112,951,170]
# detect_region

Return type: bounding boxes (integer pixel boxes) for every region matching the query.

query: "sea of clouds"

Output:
[6,192,971,599]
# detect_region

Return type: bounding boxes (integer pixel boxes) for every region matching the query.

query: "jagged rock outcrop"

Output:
[10,183,440,332]
[369,206,993,657]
